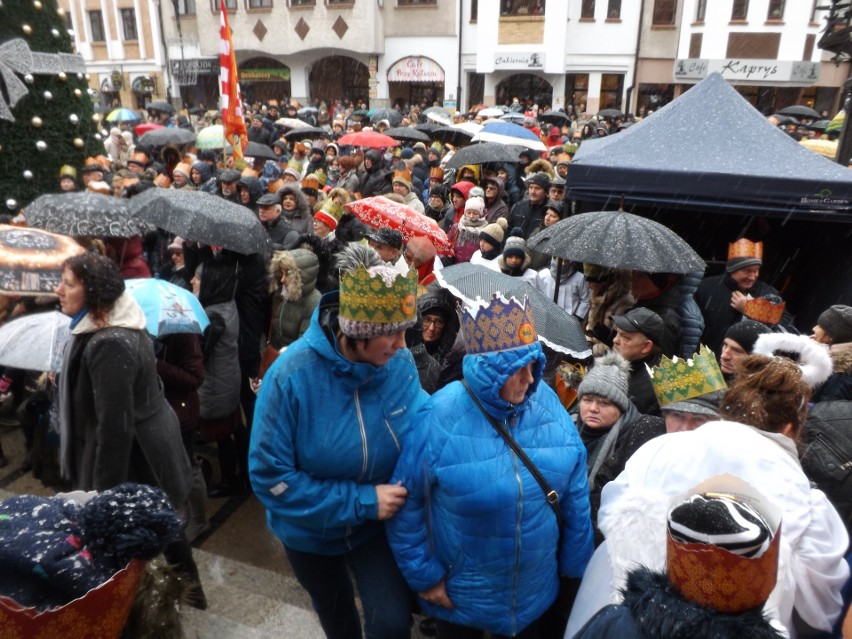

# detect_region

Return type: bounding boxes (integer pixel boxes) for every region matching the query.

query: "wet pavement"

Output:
[0,419,429,638]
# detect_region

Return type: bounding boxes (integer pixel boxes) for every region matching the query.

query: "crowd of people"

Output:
[0,96,850,639]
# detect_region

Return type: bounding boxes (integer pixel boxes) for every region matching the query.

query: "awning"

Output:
[387,57,444,83]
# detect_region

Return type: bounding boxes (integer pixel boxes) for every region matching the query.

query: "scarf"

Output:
[583,401,640,490]
[456,215,487,245]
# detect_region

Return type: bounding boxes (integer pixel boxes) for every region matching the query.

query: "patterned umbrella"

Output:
[195,125,225,149]
[25,192,141,238]
[344,196,453,255]
[128,188,271,255]
[125,278,209,337]
[105,108,141,123]
[337,131,399,149]
[0,311,71,372]
[138,127,196,147]
[527,209,705,274]
[436,263,592,358]
[472,121,547,152]
[0,225,85,295]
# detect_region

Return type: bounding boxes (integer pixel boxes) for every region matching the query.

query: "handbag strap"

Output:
[461,379,563,529]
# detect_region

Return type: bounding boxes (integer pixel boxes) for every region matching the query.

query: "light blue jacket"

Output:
[387,341,594,637]
[249,291,427,554]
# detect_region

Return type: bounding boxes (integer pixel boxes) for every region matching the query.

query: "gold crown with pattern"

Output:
[650,345,727,407]
[339,265,417,326]
[743,297,785,325]
[461,293,538,355]
[727,238,763,261]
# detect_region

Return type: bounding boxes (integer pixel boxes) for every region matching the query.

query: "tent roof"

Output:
[568,73,852,221]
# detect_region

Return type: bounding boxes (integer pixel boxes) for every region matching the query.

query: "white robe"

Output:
[566,420,849,639]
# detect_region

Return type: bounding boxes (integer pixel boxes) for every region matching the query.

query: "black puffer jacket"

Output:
[359,150,391,198]
[405,289,464,392]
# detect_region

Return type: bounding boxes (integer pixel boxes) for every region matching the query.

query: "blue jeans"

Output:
[284,531,412,639]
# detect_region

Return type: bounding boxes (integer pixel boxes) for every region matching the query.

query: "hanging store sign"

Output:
[493,52,545,70]
[239,68,291,83]
[170,58,219,76]
[674,59,820,85]
[387,57,445,83]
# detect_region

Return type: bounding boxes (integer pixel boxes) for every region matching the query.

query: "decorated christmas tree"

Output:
[0,0,102,213]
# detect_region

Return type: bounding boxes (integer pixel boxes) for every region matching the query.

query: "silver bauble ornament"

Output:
[36,141,47,151]
[58,72,67,81]
[6,200,17,210]
[34,0,43,8]
[92,113,101,123]
[74,88,82,98]
[24,74,34,84]
[51,28,60,38]
[77,73,83,80]
[22,24,32,35]
[23,171,33,180]
[94,134,102,141]
[31,116,43,128]
[67,29,74,37]
[43,91,53,100]
[57,6,65,16]
[73,138,84,148]
[69,114,79,124]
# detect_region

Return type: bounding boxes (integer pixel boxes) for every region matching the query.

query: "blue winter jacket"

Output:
[387,342,594,637]
[248,291,427,555]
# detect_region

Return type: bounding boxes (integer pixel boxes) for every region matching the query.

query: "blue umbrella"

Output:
[125,278,209,337]
[472,121,547,151]
[105,107,142,123]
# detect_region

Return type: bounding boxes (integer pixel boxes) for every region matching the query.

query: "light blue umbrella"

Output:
[0,311,71,372]
[106,107,142,123]
[472,121,547,151]
[125,278,209,337]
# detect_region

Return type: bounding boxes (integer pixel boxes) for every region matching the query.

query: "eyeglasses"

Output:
[422,317,446,328]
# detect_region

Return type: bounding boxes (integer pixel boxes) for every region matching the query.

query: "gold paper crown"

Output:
[339,265,417,325]
[59,165,77,179]
[743,297,785,325]
[727,238,763,261]
[650,345,727,408]
[461,294,538,355]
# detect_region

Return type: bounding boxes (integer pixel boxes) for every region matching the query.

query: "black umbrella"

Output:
[436,264,592,359]
[414,123,444,136]
[243,141,279,161]
[527,209,705,274]
[25,192,142,238]
[384,127,431,143]
[423,106,451,120]
[284,126,332,142]
[778,105,821,120]
[443,143,524,170]
[499,112,527,124]
[538,110,571,127]
[147,100,176,114]
[597,108,623,119]
[138,127,196,147]
[129,188,271,255]
[770,114,800,126]
[188,106,206,115]
[370,108,403,127]
[806,119,830,132]
[431,126,475,147]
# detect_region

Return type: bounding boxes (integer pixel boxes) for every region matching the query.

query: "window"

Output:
[499,0,544,15]
[176,0,196,14]
[731,0,748,20]
[88,10,105,41]
[212,0,238,10]
[248,0,272,6]
[652,0,675,25]
[689,33,702,57]
[121,8,137,40]
[580,0,595,19]
[810,0,819,23]
[767,0,784,20]
[471,0,477,20]
[397,0,437,5]
[804,33,815,60]
[695,0,706,21]
[327,0,352,3]
[726,32,780,58]
[607,0,620,19]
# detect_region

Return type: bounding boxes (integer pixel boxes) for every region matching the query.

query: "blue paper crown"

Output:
[461,293,538,355]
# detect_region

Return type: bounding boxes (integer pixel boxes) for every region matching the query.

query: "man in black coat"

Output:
[694,239,786,357]
[611,308,667,416]
[507,172,550,239]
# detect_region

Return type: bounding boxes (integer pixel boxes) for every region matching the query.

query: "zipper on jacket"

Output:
[354,389,369,482]
[384,419,400,452]
[508,424,522,637]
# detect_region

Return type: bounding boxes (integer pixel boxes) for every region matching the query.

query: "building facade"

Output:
[60,0,168,109]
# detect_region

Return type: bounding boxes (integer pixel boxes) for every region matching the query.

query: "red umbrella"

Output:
[345,196,454,256]
[133,122,164,137]
[337,131,398,149]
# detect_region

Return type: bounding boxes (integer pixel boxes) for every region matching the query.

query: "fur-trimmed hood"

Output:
[829,341,852,374]
[752,333,833,388]
[525,158,555,178]
[276,183,311,218]
[268,248,319,299]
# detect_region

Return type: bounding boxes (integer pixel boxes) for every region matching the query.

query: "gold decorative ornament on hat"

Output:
[649,345,727,408]
[339,266,418,326]
[727,238,763,261]
[461,293,538,355]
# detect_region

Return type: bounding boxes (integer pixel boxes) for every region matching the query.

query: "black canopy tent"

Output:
[568,72,852,223]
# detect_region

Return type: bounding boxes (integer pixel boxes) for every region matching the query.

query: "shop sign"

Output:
[494,52,545,70]
[674,58,820,85]
[170,58,220,76]
[239,68,291,83]
[387,57,444,83]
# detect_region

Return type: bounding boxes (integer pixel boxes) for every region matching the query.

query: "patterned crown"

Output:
[727,238,763,261]
[650,345,727,407]
[339,265,418,326]
[461,293,538,355]
[743,297,785,325]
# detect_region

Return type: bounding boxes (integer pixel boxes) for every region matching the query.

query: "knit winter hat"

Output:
[464,196,485,215]
[526,172,551,190]
[503,231,527,260]
[724,319,771,354]
[726,238,763,273]
[817,304,852,344]
[480,218,508,248]
[172,162,191,179]
[577,352,631,413]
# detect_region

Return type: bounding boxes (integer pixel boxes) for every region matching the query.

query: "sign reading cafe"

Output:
[387,57,444,83]
[674,58,820,86]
